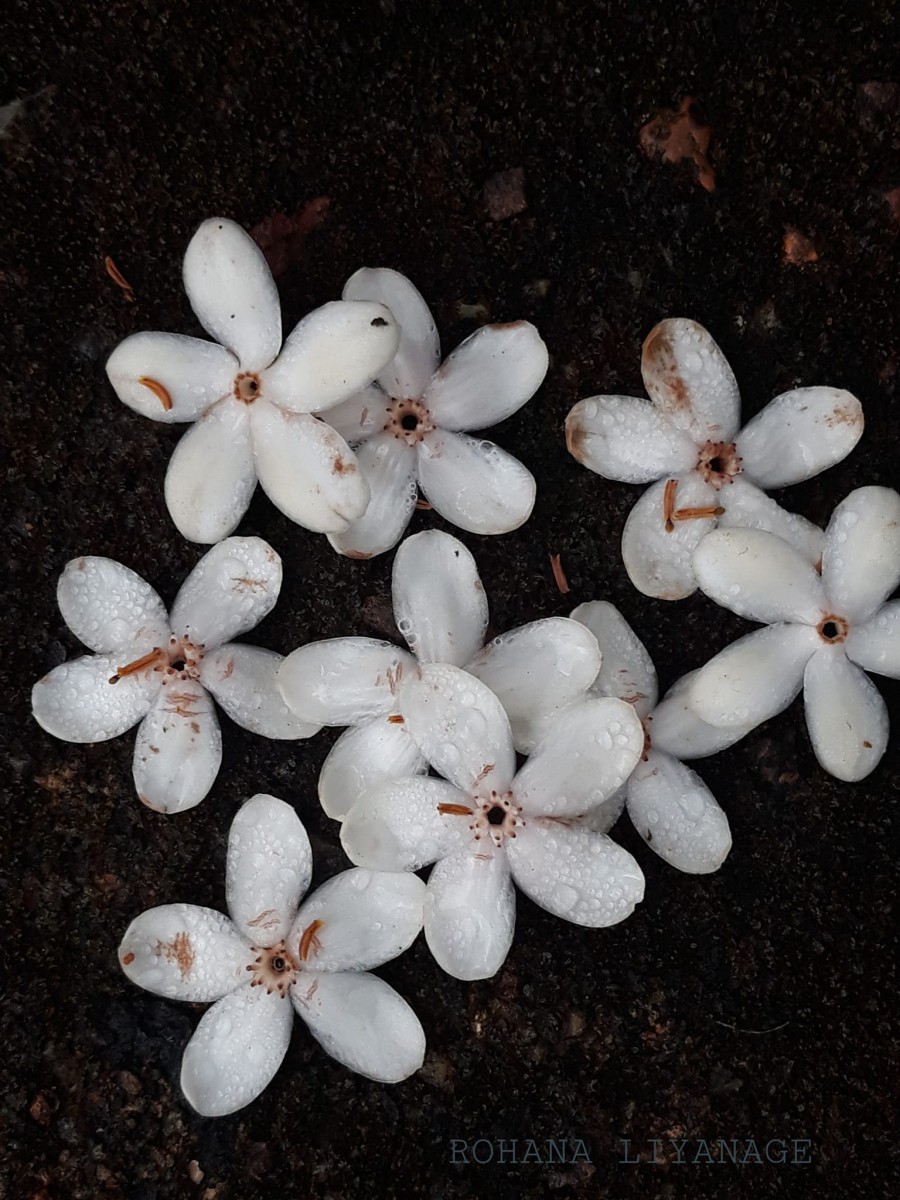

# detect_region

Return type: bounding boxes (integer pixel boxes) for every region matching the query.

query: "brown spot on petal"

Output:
[154,932,194,978]
[332,455,357,476]
[122,952,135,965]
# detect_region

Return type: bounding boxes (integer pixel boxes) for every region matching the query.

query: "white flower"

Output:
[119,794,426,1115]
[685,486,900,781]
[277,529,601,820]
[32,538,317,812]
[565,318,863,600]
[106,218,402,543]
[341,664,645,981]
[321,268,549,557]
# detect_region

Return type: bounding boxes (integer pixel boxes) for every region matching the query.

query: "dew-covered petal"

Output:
[621,472,718,600]
[318,718,428,821]
[687,622,818,729]
[180,984,293,1117]
[132,679,222,813]
[164,397,257,544]
[626,750,731,874]
[694,527,827,625]
[846,601,900,679]
[250,399,370,533]
[200,644,319,739]
[32,654,157,743]
[424,321,548,432]
[506,820,644,928]
[319,384,387,444]
[417,429,535,535]
[822,486,900,623]
[118,904,252,1002]
[57,557,169,655]
[803,646,889,782]
[423,847,516,981]
[392,530,488,668]
[513,697,643,817]
[183,217,281,372]
[340,776,471,872]
[577,787,627,835]
[648,670,756,759]
[343,267,440,400]
[641,318,741,443]
[288,869,425,972]
[565,395,697,483]
[717,476,824,567]
[106,331,238,424]
[226,793,312,946]
[570,600,658,717]
[398,662,516,793]
[291,969,425,1082]
[263,301,401,414]
[170,536,282,648]
[328,434,418,560]
[736,387,863,489]
[278,638,416,727]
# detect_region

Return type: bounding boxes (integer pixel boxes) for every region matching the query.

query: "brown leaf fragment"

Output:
[483,167,527,220]
[250,197,331,277]
[782,228,818,265]
[104,255,135,302]
[549,552,570,594]
[639,97,715,192]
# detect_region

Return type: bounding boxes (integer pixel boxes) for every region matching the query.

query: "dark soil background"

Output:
[3,2,899,1197]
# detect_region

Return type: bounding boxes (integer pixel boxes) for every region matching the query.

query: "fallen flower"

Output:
[31,538,317,812]
[119,794,426,1114]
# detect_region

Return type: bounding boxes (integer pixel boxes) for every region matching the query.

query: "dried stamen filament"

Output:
[437,802,475,816]
[109,648,164,684]
[672,505,725,521]
[138,376,173,412]
[298,919,324,962]
[663,478,679,533]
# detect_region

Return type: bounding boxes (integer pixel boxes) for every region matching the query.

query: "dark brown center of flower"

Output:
[817,614,849,644]
[385,396,434,445]
[248,941,298,997]
[696,440,742,488]
[235,372,262,403]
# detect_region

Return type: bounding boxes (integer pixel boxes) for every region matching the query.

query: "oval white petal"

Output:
[106,331,238,424]
[822,486,900,624]
[170,536,282,648]
[626,750,731,874]
[343,268,440,400]
[565,394,696,483]
[32,654,157,743]
[320,383,387,444]
[736,386,863,489]
[694,527,826,625]
[327,433,418,560]
[340,776,471,872]
[132,679,222,813]
[621,472,717,600]
[318,717,428,822]
[119,904,252,1002]
[424,847,516,981]
[226,793,312,946]
[570,600,658,717]
[641,318,741,443]
[803,646,889,782]
[649,671,756,759]
[57,556,169,655]
[279,638,416,727]
[200,644,319,739]
[392,530,488,667]
[417,429,535,535]
[717,476,824,567]
[845,601,900,679]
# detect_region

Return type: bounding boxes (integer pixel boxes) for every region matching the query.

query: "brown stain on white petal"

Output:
[332,455,357,476]
[154,932,195,978]
[564,409,591,463]
[344,548,374,560]
[824,398,863,429]
[642,325,692,412]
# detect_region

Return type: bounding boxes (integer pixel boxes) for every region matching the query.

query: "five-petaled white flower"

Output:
[277,529,602,820]
[106,218,402,543]
[119,794,426,1116]
[340,663,646,981]
[319,268,549,557]
[685,486,900,781]
[32,538,317,812]
[565,317,863,600]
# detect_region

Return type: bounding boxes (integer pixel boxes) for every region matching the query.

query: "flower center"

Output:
[108,638,204,685]
[385,396,434,446]
[817,614,849,644]
[696,440,742,488]
[248,941,298,997]
[439,790,524,848]
[234,372,262,403]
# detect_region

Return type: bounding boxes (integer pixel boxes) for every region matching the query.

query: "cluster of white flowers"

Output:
[31,218,898,1115]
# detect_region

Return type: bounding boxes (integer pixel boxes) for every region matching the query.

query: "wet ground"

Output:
[3,2,899,1197]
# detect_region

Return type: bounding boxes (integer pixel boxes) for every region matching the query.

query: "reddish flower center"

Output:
[385,396,434,446]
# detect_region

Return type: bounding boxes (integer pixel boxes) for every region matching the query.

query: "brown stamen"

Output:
[387,714,405,724]
[663,478,679,532]
[298,919,324,962]
[104,255,135,301]
[672,504,726,521]
[138,377,173,412]
[437,802,475,816]
[109,648,163,684]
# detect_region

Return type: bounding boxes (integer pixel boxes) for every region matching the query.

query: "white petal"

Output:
[57,556,169,655]
[570,601,658,717]
[803,646,889,782]
[318,718,428,821]
[106,331,238,424]
[263,301,401,413]
[648,671,756,759]
[626,750,731,874]
[288,868,425,972]
[641,318,741,443]
[513,698,643,817]
[398,662,517,792]
[717,476,824,566]
[119,904,252,1002]
[565,395,697,483]
[250,399,370,533]
[200,644,319,739]
[164,397,257,544]
[291,969,424,1082]
[621,472,717,600]
[132,679,222,813]
[424,847,516,981]
[506,820,644,927]
[343,267,440,399]
[687,623,818,728]
[577,787,627,834]
[327,434,418,559]
[417,429,535,535]
[466,618,603,752]
[180,984,293,1117]
[32,654,156,743]
[846,601,900,679]
[694,527,826,625]
[392,530,488,667]
[822,486,900,623]
[319,384,387,444]
[182,217,281,373]
[170,536,282,648]
[340,776,470,872]
[423,322,548,432]
[226,793,312,946]
[278,638,416,726]
[736,387,864,488]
